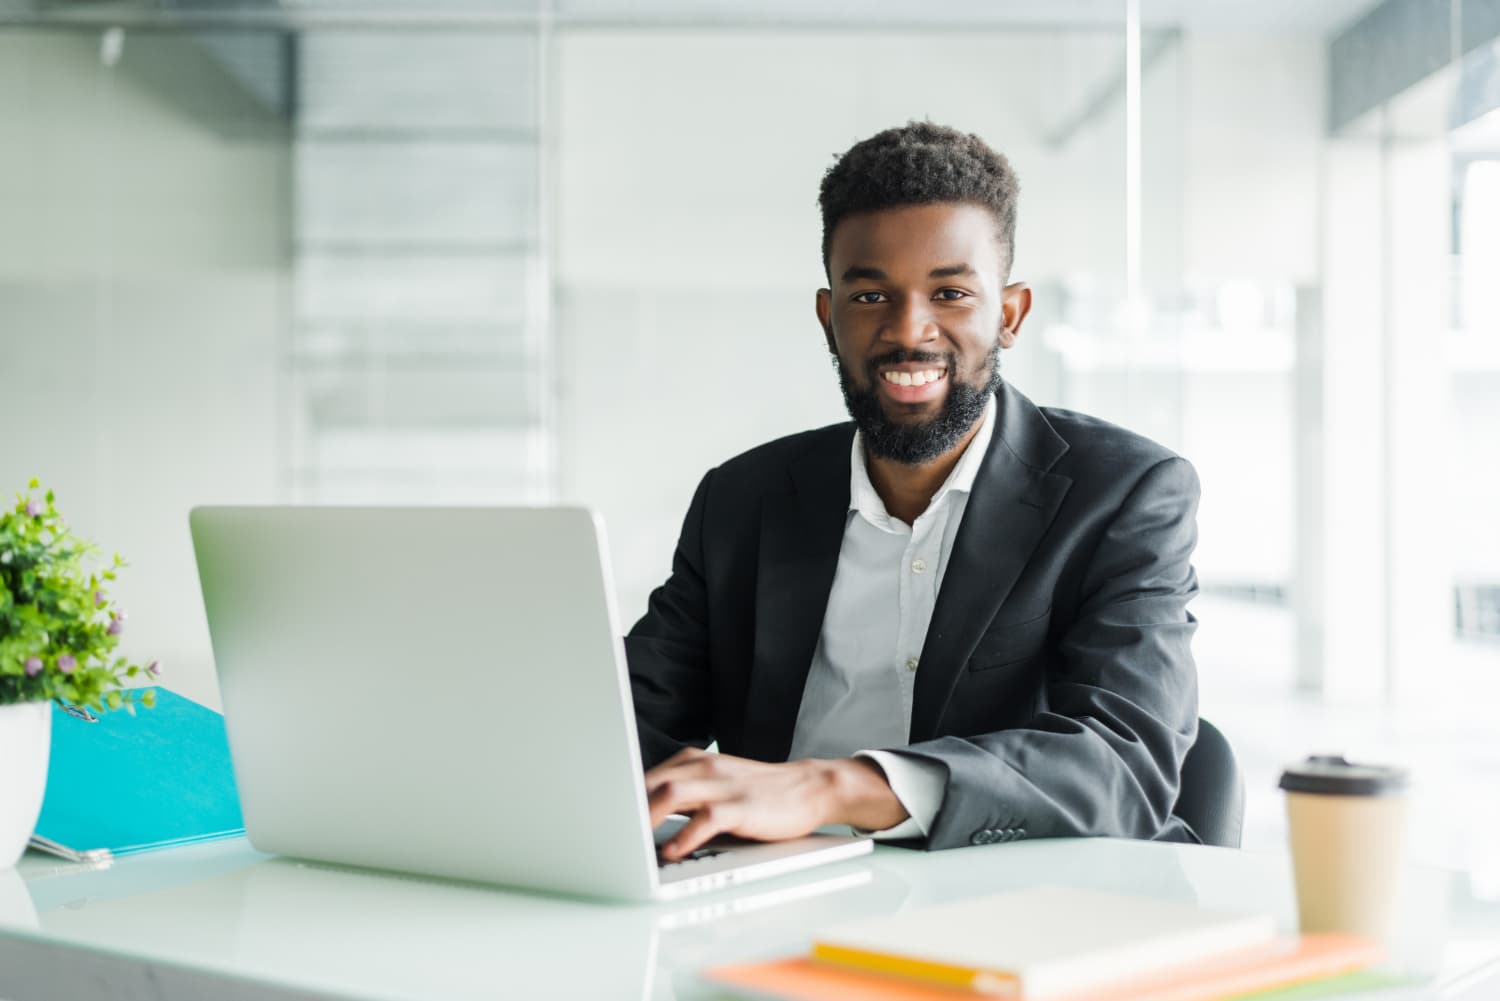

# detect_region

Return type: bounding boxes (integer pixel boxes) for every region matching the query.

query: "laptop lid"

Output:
[191,506,661,901]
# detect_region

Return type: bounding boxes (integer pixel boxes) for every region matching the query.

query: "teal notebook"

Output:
[30,687,245,862]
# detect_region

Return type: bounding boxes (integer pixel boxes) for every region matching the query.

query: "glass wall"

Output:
[0,15,552,711]
[289,28,550,505]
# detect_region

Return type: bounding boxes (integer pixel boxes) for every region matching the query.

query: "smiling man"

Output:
[629,122,1202,859]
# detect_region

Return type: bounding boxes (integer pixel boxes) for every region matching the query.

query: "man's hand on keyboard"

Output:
[645,747,908,860]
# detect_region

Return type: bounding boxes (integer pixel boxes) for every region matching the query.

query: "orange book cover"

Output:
[703,933,1382,1001]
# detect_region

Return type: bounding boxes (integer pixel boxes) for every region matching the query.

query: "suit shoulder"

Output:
[711,421,851,487]
[1039,406,1188,472]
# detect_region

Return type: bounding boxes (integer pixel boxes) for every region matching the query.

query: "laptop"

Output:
[189,506,872,902]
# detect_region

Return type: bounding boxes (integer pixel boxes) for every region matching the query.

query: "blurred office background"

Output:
[1,0,1496,883]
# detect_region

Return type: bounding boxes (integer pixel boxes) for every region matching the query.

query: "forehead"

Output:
[828,202,1003,277]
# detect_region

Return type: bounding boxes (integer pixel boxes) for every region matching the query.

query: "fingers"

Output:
[642,750,758,858]
[661,746,709,768]
[644,747,710,788]
[647,777,731,830]
[660,802,738,861]
[645,748,732,796]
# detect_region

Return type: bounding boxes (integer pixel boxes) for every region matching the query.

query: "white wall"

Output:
[0,31,288,709]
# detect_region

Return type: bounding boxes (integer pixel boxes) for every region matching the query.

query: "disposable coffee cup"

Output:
[1279,755,1409,941]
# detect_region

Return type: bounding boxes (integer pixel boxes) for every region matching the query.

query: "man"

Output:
[629,122,1201,861]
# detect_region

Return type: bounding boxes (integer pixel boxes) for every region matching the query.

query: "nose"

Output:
[884,295,940,349]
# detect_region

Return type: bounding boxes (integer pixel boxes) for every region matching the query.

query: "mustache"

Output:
[865,349,954,372]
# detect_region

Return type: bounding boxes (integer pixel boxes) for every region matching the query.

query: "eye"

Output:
[934,288,969,301]
[852,291,888,304]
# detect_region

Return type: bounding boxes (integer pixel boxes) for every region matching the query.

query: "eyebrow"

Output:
[928,263,976,279]
[839,264,976,282]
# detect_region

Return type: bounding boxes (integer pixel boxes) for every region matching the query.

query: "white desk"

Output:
[2,837,1497,1001]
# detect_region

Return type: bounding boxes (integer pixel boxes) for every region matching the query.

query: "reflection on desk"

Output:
[2,836,1498,1001]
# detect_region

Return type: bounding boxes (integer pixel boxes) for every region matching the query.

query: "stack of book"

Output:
[704,887,1390,1001]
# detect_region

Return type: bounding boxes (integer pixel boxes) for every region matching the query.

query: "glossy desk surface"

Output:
[2,836,1498,1001]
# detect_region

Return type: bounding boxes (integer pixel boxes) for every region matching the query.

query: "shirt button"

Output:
[905,657,919,672]
[911,559,927,574]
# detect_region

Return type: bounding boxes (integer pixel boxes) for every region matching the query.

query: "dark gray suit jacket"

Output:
[626,382,1202,850]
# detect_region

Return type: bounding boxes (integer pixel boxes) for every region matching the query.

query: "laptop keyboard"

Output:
[657,846,732,870]
[654,817,747,870]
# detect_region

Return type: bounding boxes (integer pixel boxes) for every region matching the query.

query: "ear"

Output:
[815,288,837,355]
[999,282,1032,349]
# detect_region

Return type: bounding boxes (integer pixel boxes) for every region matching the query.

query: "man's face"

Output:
[816,202,1030,465]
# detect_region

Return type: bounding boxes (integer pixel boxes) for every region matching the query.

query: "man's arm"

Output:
[886,455,1202,849]
[625,470,718,768]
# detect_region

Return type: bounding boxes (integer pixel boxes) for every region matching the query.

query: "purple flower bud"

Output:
[107,618,124,636]
[146,660,161,677]
[57,654,77,674]
[94,590,105,607]
[24,499,41,518]
[24,657,43,678]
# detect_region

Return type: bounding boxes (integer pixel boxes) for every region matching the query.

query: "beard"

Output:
[835,342,1002,465]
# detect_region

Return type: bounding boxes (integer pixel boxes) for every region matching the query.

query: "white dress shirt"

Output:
[787,395,998,839]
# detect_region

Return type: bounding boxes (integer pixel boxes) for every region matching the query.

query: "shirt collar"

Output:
[849,393,998,532]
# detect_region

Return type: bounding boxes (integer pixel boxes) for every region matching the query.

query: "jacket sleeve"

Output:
[624,469,717,769]
[887,456,1202,849]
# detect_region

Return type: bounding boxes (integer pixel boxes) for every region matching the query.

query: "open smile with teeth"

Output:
[882,369,946,387]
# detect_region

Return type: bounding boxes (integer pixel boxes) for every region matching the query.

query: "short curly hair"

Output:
[818,121,1020,280]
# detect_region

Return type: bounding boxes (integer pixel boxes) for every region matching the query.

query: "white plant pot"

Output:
[0,701,52,869]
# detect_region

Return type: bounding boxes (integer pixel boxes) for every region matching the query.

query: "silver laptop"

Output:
[189,506,872,902]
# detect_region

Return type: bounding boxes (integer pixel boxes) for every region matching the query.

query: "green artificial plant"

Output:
[0,479,157,712]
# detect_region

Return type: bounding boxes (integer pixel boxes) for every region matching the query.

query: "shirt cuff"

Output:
[851,750,946,840]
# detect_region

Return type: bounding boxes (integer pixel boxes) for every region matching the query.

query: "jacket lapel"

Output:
[741,427,853,761]
[909,384,1074,742]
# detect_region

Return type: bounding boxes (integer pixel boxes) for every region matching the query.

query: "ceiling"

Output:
[546,0,1384,35]
[11,0,1387,37]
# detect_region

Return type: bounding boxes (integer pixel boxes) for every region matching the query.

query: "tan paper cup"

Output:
[1280,756,1409,942]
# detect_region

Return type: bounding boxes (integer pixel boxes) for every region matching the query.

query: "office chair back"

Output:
[1172,718,1244,849]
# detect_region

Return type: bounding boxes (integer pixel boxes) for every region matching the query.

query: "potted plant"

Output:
[0,480,157,868]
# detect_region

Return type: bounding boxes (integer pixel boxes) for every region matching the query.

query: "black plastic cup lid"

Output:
[1279,755,1409,796]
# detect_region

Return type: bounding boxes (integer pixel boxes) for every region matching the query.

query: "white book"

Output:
[811,886,1277,999]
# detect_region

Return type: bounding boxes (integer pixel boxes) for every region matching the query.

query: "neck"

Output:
[865,417,986,525]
